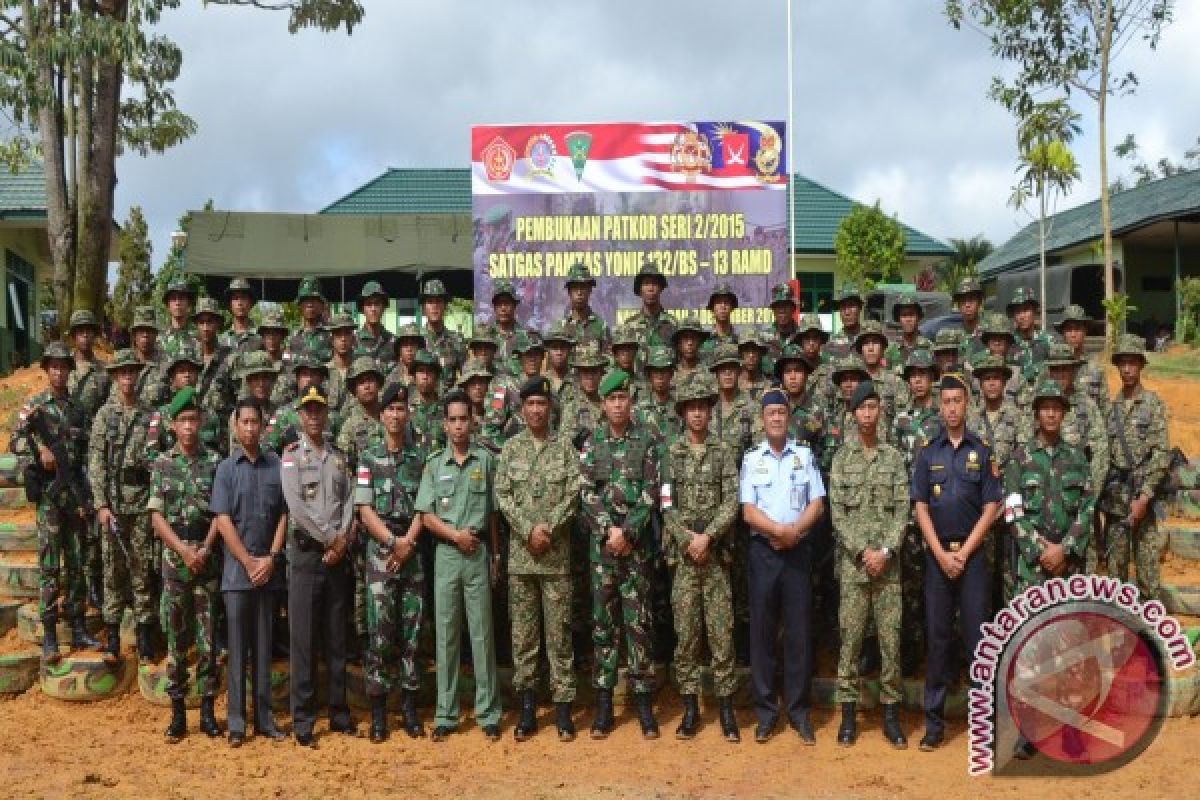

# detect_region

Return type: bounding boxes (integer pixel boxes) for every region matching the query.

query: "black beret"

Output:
[381,382,409,409]
[849,380,879,413]
[939,372,971,394]
[519,375,552,401]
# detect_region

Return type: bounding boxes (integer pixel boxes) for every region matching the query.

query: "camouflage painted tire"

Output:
[40,652,134,702]
[15,602,104,645]
[1167,525,1200,561]
[1166,667,1200,717]
[0,454,21,488]
[1161,584,1200,617]
[1174,489,1200,521]
[0,649,40,694]
[138,661,208,709]
[0,523,37,554]
[0,597,20,636]
[0,488,30,510]
[0,555,38,599]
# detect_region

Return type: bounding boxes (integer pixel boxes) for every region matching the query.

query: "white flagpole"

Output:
[786,0,796,285]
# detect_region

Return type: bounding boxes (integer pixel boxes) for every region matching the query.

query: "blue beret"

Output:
[761,388,789,408]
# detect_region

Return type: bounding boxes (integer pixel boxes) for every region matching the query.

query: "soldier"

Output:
[826,284,865,361]
[263,354,331,454]
[662,374,741,742]
[10,342,100,662]
[952,278,987,366]
[160,277,198,360]
[976,313,1033,409]
[67,310,110,610]
[561,260,611,353]
[466,327,505,385]
[543,321,575,406]
[325,311,358,417]
[830,380,909,749]
[796,313,832,406]
[257,308,293,409]
[336,356,386,469]
[1056,304,1108,416]
[885,294,932,378]
[738,331,770,399]
[409,350,447,455]
[356,281,395,373]
[931,328,963,377]
[762,282,799,379]
[624,259,677,375]
[489,279,534,378]
[495,376,581,742]
[418,278,467,391]
[386,323,425,390]
[482,335,539,451]
[820,354,871,473]
[89,349,158,663]
[230,352,280,449]
[1101,334,1171,603]
[285,277,334,365]
[580,369,662,739]
[700,282,740,363]
[672,313,708,386]
[609,325,643,399]
[1006,287,1055,374]
[219,278,261,355]
[776,345,825,454]
[129,305,168,408]
[194,298,238,455]
[856,320,909,430]
[456,357,494,438]
[146,347,209,456]
[147,387,224,743]
[416,390,503,743]
[354,383,427,743]
[634,345,681,443]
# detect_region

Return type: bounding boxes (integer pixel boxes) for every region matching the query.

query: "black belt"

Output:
[293,533,324,553]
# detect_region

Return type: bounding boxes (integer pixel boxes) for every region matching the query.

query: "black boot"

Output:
[514,689,537,741]
[719,697,740,743]
[70,615,101,650]
[401,689,424,738]
[675,694,699,740]
[200,696,221,737]
[837,702,857,747]
[636,692,659,740]
[165,698,187,743]
[41,612,61,664]
[590,689,614,739]
[556,702,575,742]
[369,695,389,744]
[103,623,121,663]
[136,623,155,664]
[882,703,907,749]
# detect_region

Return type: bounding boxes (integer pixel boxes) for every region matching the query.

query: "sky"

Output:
[114,0,1200,263]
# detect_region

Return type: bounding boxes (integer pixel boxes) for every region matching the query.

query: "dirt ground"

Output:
[1,357,1200,798]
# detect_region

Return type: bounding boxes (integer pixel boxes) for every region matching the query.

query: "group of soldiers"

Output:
[9,261,1171,754]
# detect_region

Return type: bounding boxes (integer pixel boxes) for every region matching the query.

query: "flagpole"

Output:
[785,0,796,284]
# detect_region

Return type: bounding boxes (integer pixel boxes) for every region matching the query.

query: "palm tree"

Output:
[935,235,994,292]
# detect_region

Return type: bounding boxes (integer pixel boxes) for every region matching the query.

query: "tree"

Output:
[109,204,153,330]
[936,235,994,292]
[834,201,907,289]
[1111,132,1200,192]
[945,0,1175,330]
[0,1,363,338]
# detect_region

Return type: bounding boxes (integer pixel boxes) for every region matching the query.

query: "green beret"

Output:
[167,386,201,420]
[598,369,632,398]
[849,380,879,413]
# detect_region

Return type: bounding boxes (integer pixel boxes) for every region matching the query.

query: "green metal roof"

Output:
[321,168,952,257]
[980,169,1200,274]
[0,162,47,219]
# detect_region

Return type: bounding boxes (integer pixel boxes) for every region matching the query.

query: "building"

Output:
[0,163,53,373]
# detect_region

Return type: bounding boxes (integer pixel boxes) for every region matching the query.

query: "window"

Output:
[796,271,834,312]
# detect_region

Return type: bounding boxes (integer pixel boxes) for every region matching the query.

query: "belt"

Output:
[121,466,150,486]
[293,533,324,553]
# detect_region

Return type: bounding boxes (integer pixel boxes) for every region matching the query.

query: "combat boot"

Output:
[555,702,575,742]
[199,696,221,737]
[369,694,388,744]
[675,694,699,740]
[401,689,425,738]
[41,612,61,664]
[136,623,155,664]
[70,615,101,650]
[514,689,537,741]
[165,698,187,743]
[103,623,121,663]
[636,692,659,740]
[718,697,740,743]
[590,689,614,739]
[882,703,907,749]
[837,702,857,747]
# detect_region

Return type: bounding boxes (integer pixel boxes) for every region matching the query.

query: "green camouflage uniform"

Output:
[562,262,612,352]
[147,442,222,700]
[67,337,111,604]
[952,278,988,366]
[495,427,581,702]
[624,304,677,377]
[336,399,384,470]
[408,382,447,457]
[830,437,908,704]
[356,325,396,374]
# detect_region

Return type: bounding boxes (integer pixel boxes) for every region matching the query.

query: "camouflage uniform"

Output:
[218,278,262,356]
[495,424,581,702]
[579,413,660,693]
[738,331,772,400]
[324,310,359,418]
[670,313,709,387]
[285,276,334,364]
[561,261,612,353]
[661,378,740,698]
[1005,384,1095,593]
[1101,335,1171,602]
[1056,305,1109,418]
[147,439,222,700]
[356,281,396,374]
[830,435,908,705]
[624,262,677,375]
[699,282,741,365]
[1006,287,1057,377]
[761,282,800,379]
[883,294,931,377]
[408,354,447,456]
[418,279,466,391]
[856,320,910,431]
[952,278,988,367]
[160,277,199,361]
[146,349,224,457]
[634,346,681,445]
[335,357,386,468]
[825,284,865,362]
[355,436,426,696]
[67,311,111,607]
[129,306,169,408]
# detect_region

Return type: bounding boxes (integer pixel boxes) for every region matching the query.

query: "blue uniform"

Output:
[911,429,1002,733]
[739,439,826,728]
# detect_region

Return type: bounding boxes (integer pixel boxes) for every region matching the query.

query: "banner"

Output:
[471,121,789,330]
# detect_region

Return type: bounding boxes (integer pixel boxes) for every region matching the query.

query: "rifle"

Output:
[108,518,133,565]
[26,408,91,510]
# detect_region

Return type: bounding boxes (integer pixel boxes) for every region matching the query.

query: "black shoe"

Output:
[103,623,121,664]
[329,718,358,736]
[919,729,944,752]
[255,725,287,742]
[199,696,222,738]
[514,689,537,741]
[41,613,61,665]
[369,695,388,744]
[431,725,453,742]
[136,623,155,665]
[858,637,881,676]
[590,689,614,739]
[882,704,907,749]
[295,731,317,748]
[228,732,245,748]
[401,689,425,738]
[675,694,699,740]
[556,702,575,742]
[482,724,501,742]
[791,712,816,745]
[837,702,857,747]
[165,698,187,743]
[636,692,659,740]
[719,697,740,743]
[754,718,776,744]
[69,616,101,650]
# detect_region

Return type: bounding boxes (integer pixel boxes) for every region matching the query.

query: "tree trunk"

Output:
[1099,0,1116,341]
[74,57,122,315]
[1039,192,1048,332]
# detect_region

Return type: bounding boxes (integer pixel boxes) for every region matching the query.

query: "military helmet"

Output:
[412,349,442,373]
[952,277,983,300]
[673,373,718,413]
[236,351,278,380]
[611,325,640,350]
[130,306,159,333]
[348,356,385,386]
[672,313,708,342]
[163,277,196,302]
[1045,342,1080,368]
[257,307,289,334]
[835,283,864,306]
[564,261,597,288]
[707,343,741,371]
[324,310,357,332]
[193,296,223,323]
[971,353,1012,381]
[296,276,325,304]
[795,312,829,343]
[418,278,449,301]
[644,345,676,370]
[831,354,871,385]
[1032,378,1071,410]
[542,319,576,346]
[394,323,425,348]
[68,309,99,332]
[514,331,545,355]
[166,345,203,374]
[773,343,814,379]
[932,327,963,353]
[106,348,145,373]
[225,277,256,304]
[491,279,519,303]
[891,293,925,321]
[570,343,609,370]
[39,341,73,368]
[707,282,739,310]
[633,257,668,293]
[468,326,498,350]
[853,319,889,351]
[358,280,387,308]
[737,329,770,352]
[768,282,796,307]
[1006,286,1039,312]
[1055,304,1093,332]
[902,348,939,379]
[980,313,1015,342]
[456,356,494,386]
[1111,333,1148,365]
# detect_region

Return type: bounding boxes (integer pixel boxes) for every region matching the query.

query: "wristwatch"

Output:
[880,547,892,560]
[387,533,398,550]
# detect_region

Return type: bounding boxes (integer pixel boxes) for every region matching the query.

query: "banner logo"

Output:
[754,128,782,183]
[670,131,712,182]
[564,130,592,181]
[482,136,516,182]
[525,134,557,179]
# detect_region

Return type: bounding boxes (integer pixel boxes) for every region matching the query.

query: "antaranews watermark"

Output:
[967,574,1195,777]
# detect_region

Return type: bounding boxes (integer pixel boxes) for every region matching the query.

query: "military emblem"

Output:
[565,130,592,180]
[933,484,942,498]
[670,130,712,181]
[753,127,782,183]
[482,136,516,182]
[525,133,557,179]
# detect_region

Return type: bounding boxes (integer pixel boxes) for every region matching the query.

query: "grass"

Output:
[1148,347,1200,380]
